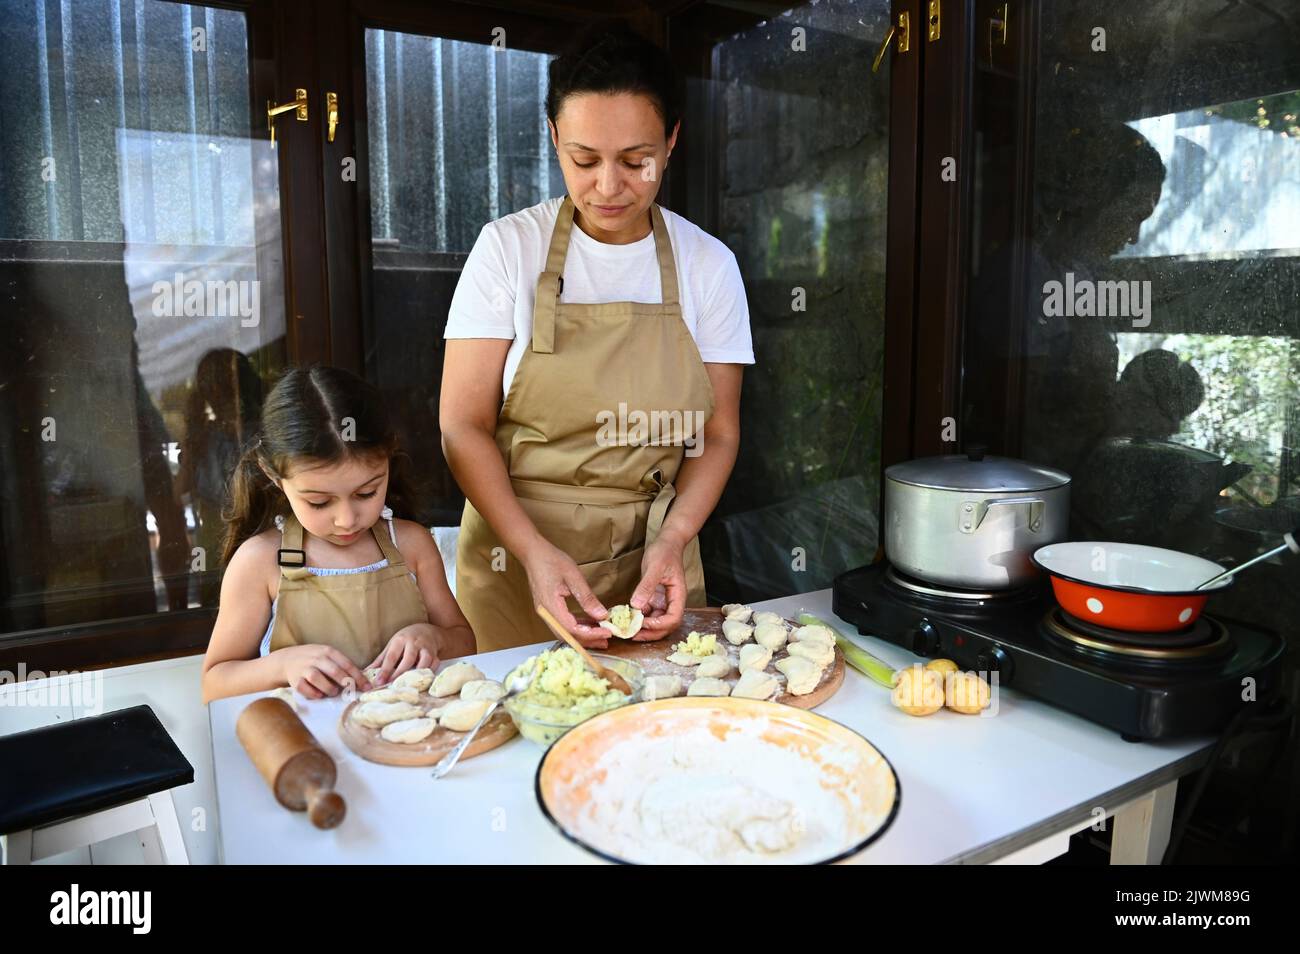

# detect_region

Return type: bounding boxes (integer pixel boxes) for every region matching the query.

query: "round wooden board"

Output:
[338,691,518,767]
[575,607,844,709]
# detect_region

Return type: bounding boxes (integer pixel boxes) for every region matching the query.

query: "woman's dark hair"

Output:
[546,19,680,137]
[220,365,423,565]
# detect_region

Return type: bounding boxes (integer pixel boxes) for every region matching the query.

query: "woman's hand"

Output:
[630,536,687,638]
[523,541,610,647]
[276,645,370,699]
[366,623,444,686]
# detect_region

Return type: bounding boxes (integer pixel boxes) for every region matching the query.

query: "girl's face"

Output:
[278,454,390,546]
[549,92,679,244]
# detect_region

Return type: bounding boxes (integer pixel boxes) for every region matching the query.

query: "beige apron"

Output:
[268,513,429,667]
[456,196,716,651]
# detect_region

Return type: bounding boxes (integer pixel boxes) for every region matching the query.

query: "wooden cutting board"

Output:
[338,690,517,767]
[586,607,844,709]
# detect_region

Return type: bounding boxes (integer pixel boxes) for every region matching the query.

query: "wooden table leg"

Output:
[1110,779,1178,865]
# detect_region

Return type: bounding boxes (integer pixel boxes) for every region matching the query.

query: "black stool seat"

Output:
[0,704,194,834]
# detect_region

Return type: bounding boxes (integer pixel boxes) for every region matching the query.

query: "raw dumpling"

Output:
[360,686,421,704]
[696,654,732,679]
[791,624,836,649]
[687,677,732,697]
[754,621,789,652]
[431,661,486,697]
[732,669,779,701]
[721,618,754,645]
[667,631,724,667]
[775,656,823,696]
[786,640,835,668]
[351,700,426,728]
[380,717,437,744]
[438,698,491,732]
[721,603,753,623]
[599,603,644,639]
[362,666,384,686]
[738,643,773,673]
[643,674,683,701]
[460,679,505,703]
[393,667,434,692]
[752,611,784,627]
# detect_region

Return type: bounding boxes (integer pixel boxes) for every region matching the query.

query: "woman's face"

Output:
[277,454,390,547]
[549,92,679,243]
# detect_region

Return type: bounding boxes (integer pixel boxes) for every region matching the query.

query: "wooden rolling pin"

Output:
[236,697,346,829]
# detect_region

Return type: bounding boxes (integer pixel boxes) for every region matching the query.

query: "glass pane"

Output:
[964,1,1300,630]
[363,29,560,524]
[0,0,286,632]
[685,1,891,602]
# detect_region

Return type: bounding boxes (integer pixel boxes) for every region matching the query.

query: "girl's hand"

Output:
[277,645,370,699]
[630,537,687,638]
[522,541,610,648]
[366,623,444,687]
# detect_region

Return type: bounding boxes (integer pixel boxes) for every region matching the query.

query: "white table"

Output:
[210,589,1211,864]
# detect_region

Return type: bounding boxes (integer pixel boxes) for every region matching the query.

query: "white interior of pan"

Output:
[1034,542,1230,592]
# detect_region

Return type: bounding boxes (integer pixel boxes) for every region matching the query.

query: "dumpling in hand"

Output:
[696,654,732,679]
[775,656,823,696]
[786,640,835,668]
[380,717,437,744]
[754,621,788,652]
[438,698,491,732]
[643,675,683,701]
[722,618,754,645]
[687,677,732,697]
[599,603,644,639]
[732,669,779,701]
[431,661,485,697]
[721,603,753,623]
[738,643,773,673]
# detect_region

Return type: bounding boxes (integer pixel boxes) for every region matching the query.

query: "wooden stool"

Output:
[0,705,194,864]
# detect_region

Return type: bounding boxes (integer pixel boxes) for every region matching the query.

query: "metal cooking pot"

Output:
[884,450,1071,590]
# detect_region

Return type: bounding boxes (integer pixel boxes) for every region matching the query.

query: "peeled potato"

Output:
[891,665,945,717]
[945,670,991,714]
[925,658,960,679]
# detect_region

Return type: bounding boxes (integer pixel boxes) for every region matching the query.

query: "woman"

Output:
[439,20,753,650]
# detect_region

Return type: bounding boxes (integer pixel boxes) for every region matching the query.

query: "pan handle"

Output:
[960,497,1046,534]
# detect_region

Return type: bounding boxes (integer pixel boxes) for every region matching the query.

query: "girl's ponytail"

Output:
[220,439,281,566]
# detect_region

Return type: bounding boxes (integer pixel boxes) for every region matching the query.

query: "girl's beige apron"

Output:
[267,513,429,667]
[456,196,716,651]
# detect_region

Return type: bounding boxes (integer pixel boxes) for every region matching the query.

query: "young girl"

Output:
[201,366,475,703]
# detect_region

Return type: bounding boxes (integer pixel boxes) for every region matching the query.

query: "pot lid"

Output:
[886,450,1070,493]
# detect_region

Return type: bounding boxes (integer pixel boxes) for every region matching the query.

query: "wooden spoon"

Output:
[534,604,634,695]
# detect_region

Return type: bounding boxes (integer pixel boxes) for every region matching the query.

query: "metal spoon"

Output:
[534,604,634,695]
[429,667,535,780]
[1196,527,1299,590]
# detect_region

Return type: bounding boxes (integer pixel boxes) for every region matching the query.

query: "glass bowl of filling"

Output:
[502,648,645,746]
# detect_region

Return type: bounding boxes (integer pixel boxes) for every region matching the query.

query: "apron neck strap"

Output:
[277,513,311,578]
[531,196,681,355]
[370,518,407,567]
[649,203,680,307]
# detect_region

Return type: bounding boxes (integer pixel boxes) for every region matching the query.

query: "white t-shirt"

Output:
[444,197,755,397]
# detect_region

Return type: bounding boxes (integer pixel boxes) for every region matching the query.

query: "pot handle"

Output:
[960,497,1046,534]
